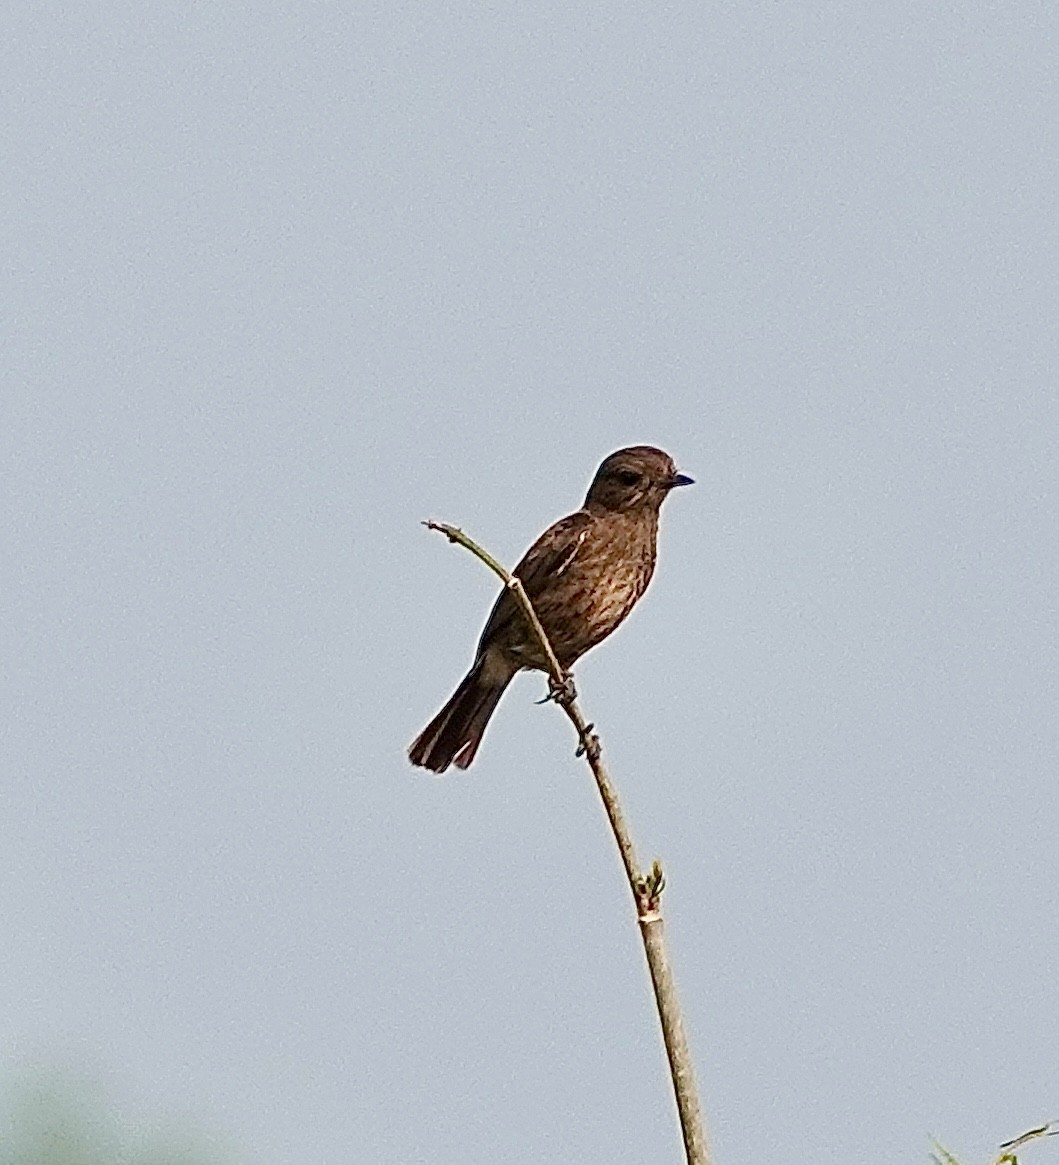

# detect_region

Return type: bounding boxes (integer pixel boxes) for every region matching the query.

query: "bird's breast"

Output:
[528,515,659,667]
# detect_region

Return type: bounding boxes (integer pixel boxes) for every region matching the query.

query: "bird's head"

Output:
[584,446,693,514]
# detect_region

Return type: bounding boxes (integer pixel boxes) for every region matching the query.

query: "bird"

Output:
[408,445,692,773]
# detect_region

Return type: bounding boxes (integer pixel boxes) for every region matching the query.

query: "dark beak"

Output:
[666,473,694,489]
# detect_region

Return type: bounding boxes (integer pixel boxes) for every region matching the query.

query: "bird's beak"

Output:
[667,473,694,489]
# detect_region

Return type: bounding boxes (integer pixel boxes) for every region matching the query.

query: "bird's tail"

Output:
[408,655,518,773]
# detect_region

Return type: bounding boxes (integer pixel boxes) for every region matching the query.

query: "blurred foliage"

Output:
[932,1122,1058,1165]
[0,1068,239,1165]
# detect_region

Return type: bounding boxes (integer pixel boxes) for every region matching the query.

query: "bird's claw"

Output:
[538,673,577,706]
[553,673,577,704]
[575,725,601,761]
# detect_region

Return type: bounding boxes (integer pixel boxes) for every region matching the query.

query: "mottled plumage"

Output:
[408,446,692,772]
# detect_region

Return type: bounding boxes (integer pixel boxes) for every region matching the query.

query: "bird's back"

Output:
[481,506,660,671]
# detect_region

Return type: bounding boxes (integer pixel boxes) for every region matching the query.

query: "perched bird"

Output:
[408,445,692,773]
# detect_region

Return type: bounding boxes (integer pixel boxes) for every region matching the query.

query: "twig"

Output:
[932,1121,1058,1165]
[424,519,711,1165]
[994,1121,1059,1165]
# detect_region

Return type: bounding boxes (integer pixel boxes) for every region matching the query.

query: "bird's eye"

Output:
[616,469,641,486]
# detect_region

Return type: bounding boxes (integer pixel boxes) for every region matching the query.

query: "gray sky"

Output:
[3,3,1058,1163]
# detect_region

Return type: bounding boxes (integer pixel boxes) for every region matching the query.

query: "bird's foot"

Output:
[575,724,601,762]
[537,672,578,706]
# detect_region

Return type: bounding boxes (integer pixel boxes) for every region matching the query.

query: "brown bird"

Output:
[408,445,692,773]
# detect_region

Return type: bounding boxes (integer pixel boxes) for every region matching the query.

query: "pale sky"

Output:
[3,3,1058,1163]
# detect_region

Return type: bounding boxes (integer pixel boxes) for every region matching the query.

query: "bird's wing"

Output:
[515,510,593,597]
[475,510,593,653]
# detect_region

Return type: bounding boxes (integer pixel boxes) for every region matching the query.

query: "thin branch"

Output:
[422,521,566,680]
[994,1121,1059,1165]
[424,519,711,1165]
